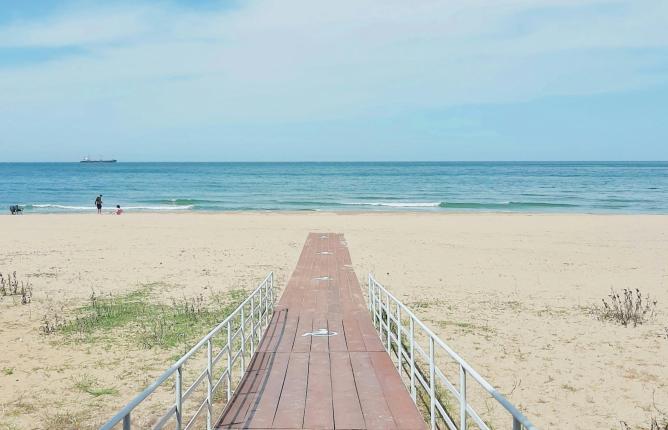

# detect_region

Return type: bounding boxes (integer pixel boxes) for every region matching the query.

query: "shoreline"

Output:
[5,210,668,216]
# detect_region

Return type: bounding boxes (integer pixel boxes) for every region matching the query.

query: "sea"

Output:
[1,162,666,214]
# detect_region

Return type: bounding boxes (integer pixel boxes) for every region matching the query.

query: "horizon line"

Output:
[2,160,668,164]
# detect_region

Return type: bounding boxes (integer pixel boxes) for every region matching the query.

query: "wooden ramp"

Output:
[218,233,425,430]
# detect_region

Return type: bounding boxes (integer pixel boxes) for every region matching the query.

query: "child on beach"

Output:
[115,205,123,215]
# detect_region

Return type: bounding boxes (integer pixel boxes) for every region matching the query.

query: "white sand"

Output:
[1,213,667,429]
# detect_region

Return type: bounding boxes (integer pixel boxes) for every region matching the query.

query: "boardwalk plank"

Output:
[330,352,365,430]
[349,352,397,430]
[341,317,366,352]
[272,352,310,428]
[303,352,334,429]
[369,351,427,429]
[259,308,287,352]
[327,319,347,352]
[310,318,329,353]
[292,315,312,353]
[243,352,291,429]
[276,314,299,353]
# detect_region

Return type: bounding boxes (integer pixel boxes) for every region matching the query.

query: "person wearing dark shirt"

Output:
[95,195,103,214]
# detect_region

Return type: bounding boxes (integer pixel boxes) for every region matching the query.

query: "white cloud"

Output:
[0,5,156,48]
[0,0,666,128]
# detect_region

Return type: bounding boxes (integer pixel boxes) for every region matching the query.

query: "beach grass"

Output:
[42,286,247,350]
[74,375,118,397]
[40,410,89,429]
[0,272,33,305]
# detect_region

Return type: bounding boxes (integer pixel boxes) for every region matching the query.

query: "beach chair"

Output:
[9,205,22,215]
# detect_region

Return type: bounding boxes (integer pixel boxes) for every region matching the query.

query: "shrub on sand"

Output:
[596,288,656,327]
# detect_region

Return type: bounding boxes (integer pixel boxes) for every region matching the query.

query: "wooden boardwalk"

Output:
[218,233,425,429]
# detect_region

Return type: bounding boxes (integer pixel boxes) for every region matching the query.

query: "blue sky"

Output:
[0,0,666,161]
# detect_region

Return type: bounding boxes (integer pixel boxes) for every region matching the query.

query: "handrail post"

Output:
[386,291,391,350]
[262,277,266,327]
[376,282,381,329]
[226,320,232,401]
[429,337,436,430]
[269,273,274,312]
[263,279,269,329]
[371,279,377,328]
[123,414,130,430]
[368,274,372,312]
[176,365,183,430]
[460,364,467,430]
[513,417,521,430]
[241,305,246,371]
[265,275,272,328]
[409,317,416,402]
[396,303,402,375]
[207,339,213,430]
[250,294,255,356]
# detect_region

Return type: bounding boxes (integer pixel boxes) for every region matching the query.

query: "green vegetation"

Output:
[561,383,578,392]
[435,319,494,336]
[2,394,36,417]
[41,285,247,350]
[408,298,448,310]
[2,367,14,375]
[74,375,118,397]
[40,410,89,429]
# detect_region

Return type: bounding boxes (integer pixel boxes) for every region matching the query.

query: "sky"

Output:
[0,0,666,161]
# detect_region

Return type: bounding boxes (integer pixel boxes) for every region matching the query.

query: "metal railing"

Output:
[368,274,537,430]
[101,272,275,430]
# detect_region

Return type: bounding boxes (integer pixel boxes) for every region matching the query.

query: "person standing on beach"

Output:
[95,195,103,214]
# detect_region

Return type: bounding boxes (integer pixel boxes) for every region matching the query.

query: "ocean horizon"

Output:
[1,161,667,214]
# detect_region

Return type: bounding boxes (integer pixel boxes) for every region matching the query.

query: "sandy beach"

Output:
[1,212,667,429]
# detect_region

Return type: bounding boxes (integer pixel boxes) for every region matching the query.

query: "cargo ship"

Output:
[80,156,117,163]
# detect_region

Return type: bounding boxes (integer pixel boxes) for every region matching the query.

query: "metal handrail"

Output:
[368,273,537,430]
[101,272,275,430]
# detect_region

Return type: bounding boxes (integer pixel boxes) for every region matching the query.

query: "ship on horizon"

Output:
[80,156,117,163]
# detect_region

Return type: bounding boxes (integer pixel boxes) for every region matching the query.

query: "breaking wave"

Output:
[27,204,193,211]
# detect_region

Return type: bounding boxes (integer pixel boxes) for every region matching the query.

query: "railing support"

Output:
[386,291,391,349]
[268,273,274,318]
[123,414,130,430]
[429,336,436,430]
[241,306,246,371]
[409,317,416,402]
[175,366,183,430]
[371,279,377,328]
[207,339,213,430]
[263,281,268,329]
[460,365,467,430]
[396,303,402,375]
[250,294,256,356]
[368,274,373,312]
[226,320,232,401]
[376,282,381,329]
